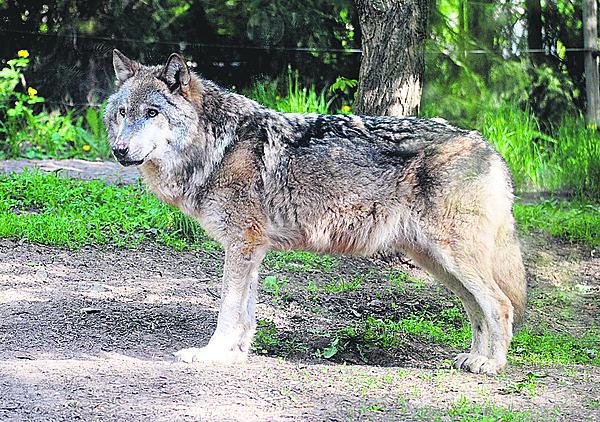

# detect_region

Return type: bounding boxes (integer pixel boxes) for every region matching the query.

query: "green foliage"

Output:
[0,53,109,160]
[527,64,578,125]
[385,270,426,293]
[329,76,357,113]
[514,201,600,246]
[245,67,333,114]
[334,312,471,355]
[253,319,280,354]
[499,372,541,396]
[315,337,341,359]
[262,275,288,300]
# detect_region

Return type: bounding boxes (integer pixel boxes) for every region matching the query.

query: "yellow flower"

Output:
[341,104,352,113]
[27,87,38,97]
[82,144,91,152]
[275,95,281,101]
[17,49,29,58]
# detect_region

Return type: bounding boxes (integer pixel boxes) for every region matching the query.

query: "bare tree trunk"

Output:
[583,0,600,125]
[354,0,429,117]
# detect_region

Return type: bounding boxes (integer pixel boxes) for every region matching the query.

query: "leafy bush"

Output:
[0,51,108,160]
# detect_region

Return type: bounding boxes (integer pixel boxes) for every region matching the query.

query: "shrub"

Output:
[0,51,108,160]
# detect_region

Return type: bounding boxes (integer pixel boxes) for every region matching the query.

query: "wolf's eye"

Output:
[118,107,126,117]
[147,109,159,118]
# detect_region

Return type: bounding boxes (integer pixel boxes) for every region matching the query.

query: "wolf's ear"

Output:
[113,49,139,84]
[160,53,191,94]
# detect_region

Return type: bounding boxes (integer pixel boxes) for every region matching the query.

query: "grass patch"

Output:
[342,313,471,351]
[511,326,599,366]
[262,275,289,302]
[263,250,338,273]
[514,200,600,246]
[0,170,205,249]
[326,307,598,366]
[385,269,426,292]
[245,66,333,114]
[253,319,280,355]
[442,395,532,421]
[321,275,363,293]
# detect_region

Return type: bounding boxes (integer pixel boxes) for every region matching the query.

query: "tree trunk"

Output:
[583,0,600,125]
[354,0,429,117]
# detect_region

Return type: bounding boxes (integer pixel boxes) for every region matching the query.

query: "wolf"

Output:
[104,50,526,374]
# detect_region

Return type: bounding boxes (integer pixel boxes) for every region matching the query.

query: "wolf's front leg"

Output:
[174,244,267,364]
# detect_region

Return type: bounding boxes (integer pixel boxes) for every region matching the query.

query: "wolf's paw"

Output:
[453,353,504,375]
[173,346,248,364]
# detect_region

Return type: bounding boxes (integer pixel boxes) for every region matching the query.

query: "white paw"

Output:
[453,353,504,375]
[173,346,248,364]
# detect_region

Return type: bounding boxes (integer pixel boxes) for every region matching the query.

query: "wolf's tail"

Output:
[492,225,527,325]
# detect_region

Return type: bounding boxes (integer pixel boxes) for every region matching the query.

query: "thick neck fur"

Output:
[138,73,268,205]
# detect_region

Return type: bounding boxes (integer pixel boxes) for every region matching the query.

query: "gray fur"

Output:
[105,51,527,374]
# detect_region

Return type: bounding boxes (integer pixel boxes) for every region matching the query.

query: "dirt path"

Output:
[0,161,599,420]
[0,240,598,421]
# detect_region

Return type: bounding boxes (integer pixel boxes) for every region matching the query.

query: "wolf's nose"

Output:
[113,147,128,160]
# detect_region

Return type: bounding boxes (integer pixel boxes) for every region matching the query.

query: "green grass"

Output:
[385,269,426,292]
[511,326,599,366]
[245,67,333,114]
[337,312,471,352]
[331,308,599,366]
[0,170,204,249]
[262,275,288,301]
[440,396,532,421]
[514,200,600,246]
[480,105,600,197]
[263,250,338,273]
[322,275,363,293]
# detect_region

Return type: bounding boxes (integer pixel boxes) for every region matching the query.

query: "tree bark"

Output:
[583,0,600,125]
[354,0,429,117]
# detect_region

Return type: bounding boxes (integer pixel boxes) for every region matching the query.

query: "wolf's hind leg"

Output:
[437,252,514,375]
[407,252,491,367]
[174,245,266,363]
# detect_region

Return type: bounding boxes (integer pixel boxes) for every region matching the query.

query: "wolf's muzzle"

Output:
[113,147,143,166]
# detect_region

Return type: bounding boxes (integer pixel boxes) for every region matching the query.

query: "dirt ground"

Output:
[0,160,598,421]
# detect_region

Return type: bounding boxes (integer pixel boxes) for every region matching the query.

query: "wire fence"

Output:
[1,27,596,109]
[1,28,595,55]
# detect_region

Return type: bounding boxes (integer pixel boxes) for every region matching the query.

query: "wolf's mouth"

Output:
[118,159,144,166]
[117,147,156,167]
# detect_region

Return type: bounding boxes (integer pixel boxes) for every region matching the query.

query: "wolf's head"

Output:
[104,50,200,166]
